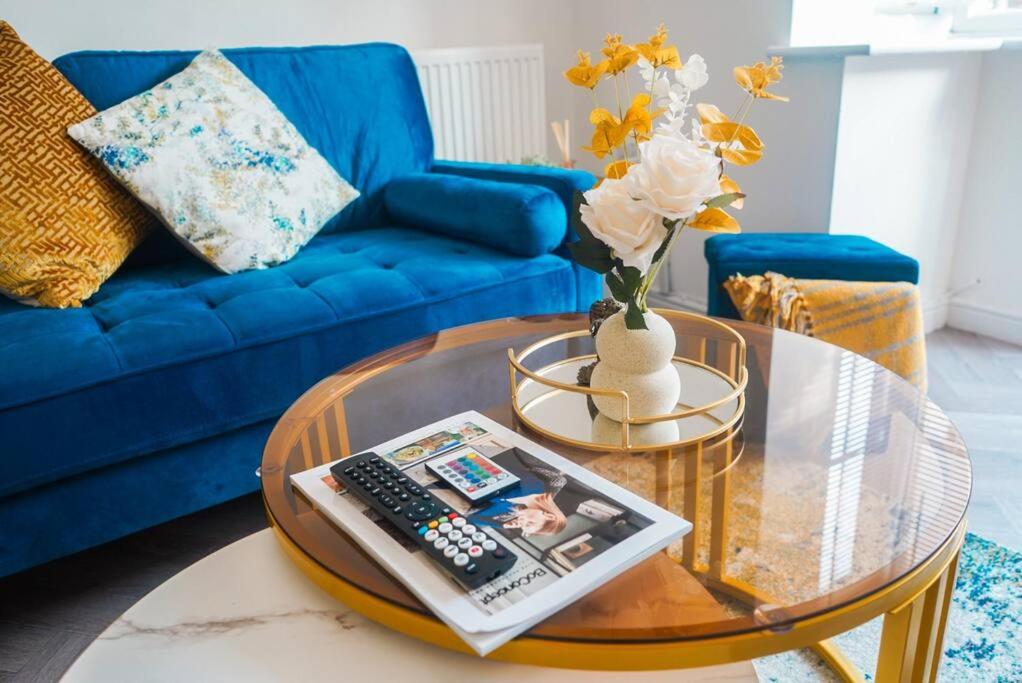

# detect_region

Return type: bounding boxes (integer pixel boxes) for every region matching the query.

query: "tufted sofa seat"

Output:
[0,227,578,499]
[0,42,600,577]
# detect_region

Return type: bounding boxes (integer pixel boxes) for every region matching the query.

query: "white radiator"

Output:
[411,45,546,164]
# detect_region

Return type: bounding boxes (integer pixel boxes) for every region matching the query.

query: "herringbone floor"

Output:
[0,327,1019,681]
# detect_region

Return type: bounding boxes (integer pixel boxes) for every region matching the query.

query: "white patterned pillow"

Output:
[68,50,359,273]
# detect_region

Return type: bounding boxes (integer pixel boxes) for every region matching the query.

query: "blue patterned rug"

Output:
[753,533,1022,682]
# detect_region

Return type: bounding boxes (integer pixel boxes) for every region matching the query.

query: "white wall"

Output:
[947,50,1022,345]
[829,52,983,332]
[0,0,578,163]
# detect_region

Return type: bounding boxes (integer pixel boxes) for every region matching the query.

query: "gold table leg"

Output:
[876,543,961,683]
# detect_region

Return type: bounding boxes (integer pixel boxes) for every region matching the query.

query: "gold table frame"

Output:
[263,316,967,683]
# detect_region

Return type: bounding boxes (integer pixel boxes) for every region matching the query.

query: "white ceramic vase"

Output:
[590,310,680,422]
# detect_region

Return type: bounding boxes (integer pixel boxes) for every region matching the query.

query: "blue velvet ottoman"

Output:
[704,233,919,319]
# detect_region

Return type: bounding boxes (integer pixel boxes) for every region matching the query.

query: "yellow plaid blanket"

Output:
[724,272,927,390]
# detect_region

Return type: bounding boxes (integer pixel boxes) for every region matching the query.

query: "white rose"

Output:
[627,133,720,222]
[580,177,668,274]
[677,54,708,91]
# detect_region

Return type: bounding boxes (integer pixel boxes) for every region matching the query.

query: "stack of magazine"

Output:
[290,411,691,655]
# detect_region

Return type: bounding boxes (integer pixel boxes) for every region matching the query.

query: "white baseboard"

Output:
[947,300,1022,346]
[922,299,948,334]
[645,291,707,314]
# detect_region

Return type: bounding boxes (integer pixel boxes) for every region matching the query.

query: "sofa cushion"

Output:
[384,173,566,257]
[68,50,360,274]
[0,21,153,307]
[53,43,433,266]
[0,228,577,497]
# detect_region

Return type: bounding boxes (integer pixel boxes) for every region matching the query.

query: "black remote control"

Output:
[330,452,517,589]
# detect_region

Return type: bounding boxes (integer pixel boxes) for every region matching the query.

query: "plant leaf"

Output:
[620,265,643,295]
[624,299,648,330]
[569,240,614,273]
[689,207,740,233]
[696,102,728,124]
[703,192,746,210]
[603,159,632,180]
[720,175,744,209]
[702,122,764,166]
[606,272,629,303]
[649,223,676,265]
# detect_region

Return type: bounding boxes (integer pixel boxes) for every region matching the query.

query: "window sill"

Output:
[770,37,1022,59]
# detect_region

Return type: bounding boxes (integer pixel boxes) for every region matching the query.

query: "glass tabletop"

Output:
[261,314,971,643]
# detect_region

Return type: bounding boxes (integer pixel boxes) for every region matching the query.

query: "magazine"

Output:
[290,411,691,655]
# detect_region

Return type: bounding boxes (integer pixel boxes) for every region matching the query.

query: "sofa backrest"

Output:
[53,43,434,266]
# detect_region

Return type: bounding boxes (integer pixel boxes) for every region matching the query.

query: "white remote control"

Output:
[425,447,521,503]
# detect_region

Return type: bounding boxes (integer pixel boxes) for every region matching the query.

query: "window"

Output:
[953,0,1022,34]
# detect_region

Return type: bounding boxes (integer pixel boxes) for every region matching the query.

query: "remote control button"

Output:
[462,524,477,535]
[494,548,507,558]
[466,453,476,459]
[485,478,497,485]
[343,466,355,475]
[447,512,459,519]
[369,472,379,480]
[497,473,508,480]
[438,516,449,524]
[434,537,449,550]
[363,482,373,491]
[421,493,432,501]
[448,530,463,541]
[464,563,478,574]
[424,530,439,542]
[468,545,483,558]
[357,461,368,469]
[379,495,394,506]
[355,476,366,484]
[457,538,472,549]
[453,553,469,567]
[438,523,453,534]
[482,539,497,551]
[370,487,381,496]
[391,506,402,514]
[443,545,459,558]
[427,521,438,529]
[398,493,409,501]
[369,457,380,464]
[471,532,486,543]
[396,476,407,484]
[407,484,422,495]
[407,501,438,521]
[442,507,452,515]
[467,486,476,492]
[451,517,466,528]
[417,526,428,536]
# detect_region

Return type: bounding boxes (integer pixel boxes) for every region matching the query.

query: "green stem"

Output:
[637,220,685,310]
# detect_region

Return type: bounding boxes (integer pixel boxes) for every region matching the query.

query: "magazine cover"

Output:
[290,411,691,655]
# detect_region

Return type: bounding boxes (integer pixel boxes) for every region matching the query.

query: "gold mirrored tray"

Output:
[507,309,747,453]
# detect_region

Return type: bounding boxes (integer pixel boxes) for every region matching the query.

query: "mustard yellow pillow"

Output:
[0,21,152,308]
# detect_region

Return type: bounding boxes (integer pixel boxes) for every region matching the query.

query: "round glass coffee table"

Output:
[261,315,971,682]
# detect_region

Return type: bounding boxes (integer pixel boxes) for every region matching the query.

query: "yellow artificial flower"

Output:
[689,207,740,233]
[583,108,631,158]
[600,33,639,75]
[603,159,632,180]
[635,24,682,69]
[698,102,764,166]
[564,50,608,89]
[622,93,663,140]
[734,56,789,101]
[719,175,744,209]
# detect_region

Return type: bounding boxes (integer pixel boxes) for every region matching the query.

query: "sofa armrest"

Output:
[430,160,596,241]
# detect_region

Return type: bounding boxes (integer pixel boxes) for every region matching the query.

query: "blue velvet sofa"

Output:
[0,43,599,577]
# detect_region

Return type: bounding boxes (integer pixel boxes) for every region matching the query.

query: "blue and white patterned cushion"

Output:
[68,50,359,273]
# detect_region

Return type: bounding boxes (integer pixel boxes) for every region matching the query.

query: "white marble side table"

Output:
[62,529,756,682]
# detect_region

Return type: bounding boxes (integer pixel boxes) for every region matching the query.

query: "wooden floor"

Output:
[1,327,1019,681]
